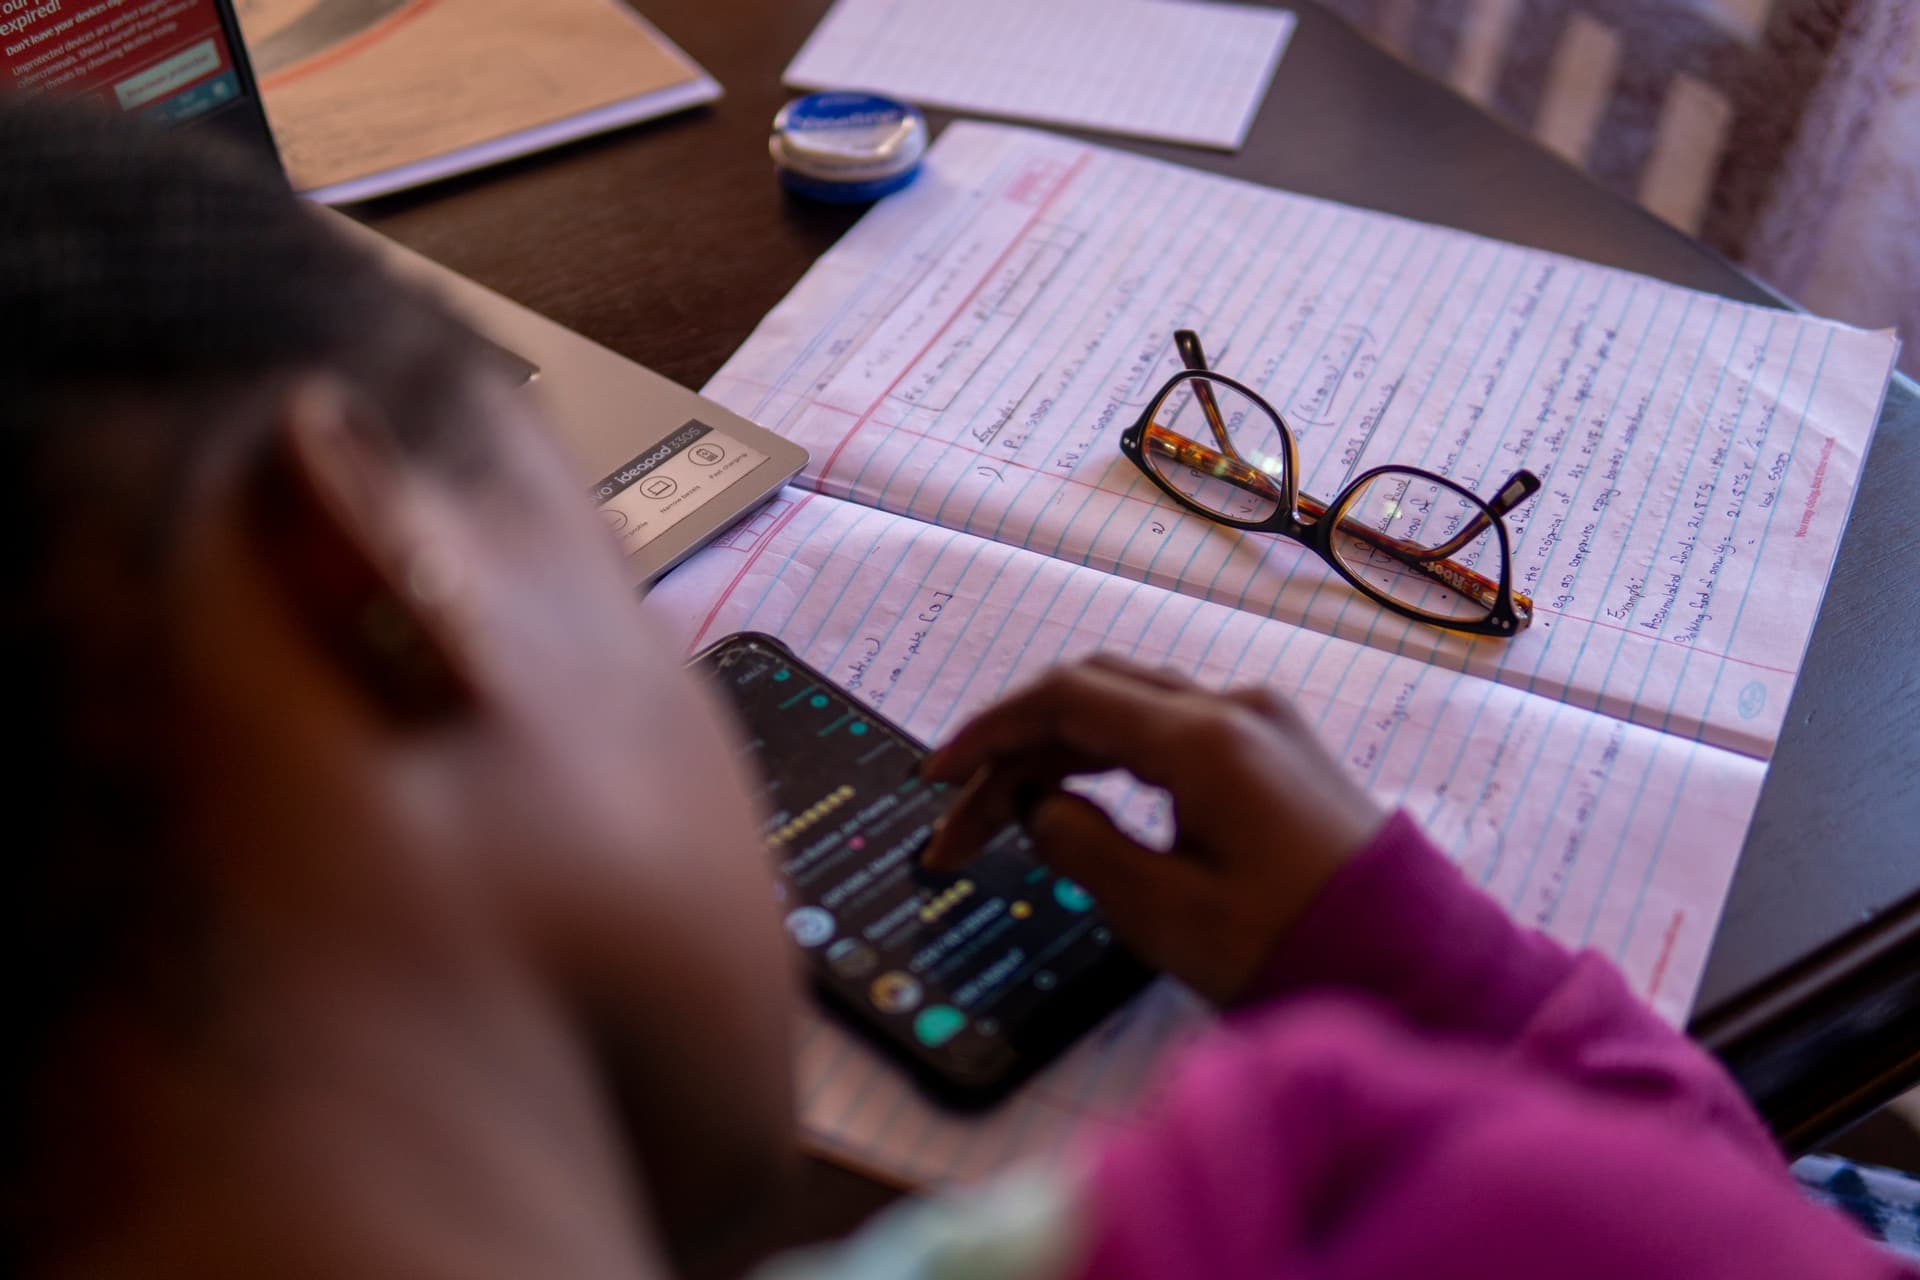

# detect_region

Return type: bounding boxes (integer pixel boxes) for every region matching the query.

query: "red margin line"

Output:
[813,152,1093,487]
[688,495,817,654]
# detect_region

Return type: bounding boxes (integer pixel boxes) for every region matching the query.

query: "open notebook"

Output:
[645,123,1899,1188]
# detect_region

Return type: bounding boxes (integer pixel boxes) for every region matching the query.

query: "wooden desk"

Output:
[359,0,1920,1203]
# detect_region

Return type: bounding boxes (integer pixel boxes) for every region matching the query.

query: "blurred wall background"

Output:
[1317,0,1918,377]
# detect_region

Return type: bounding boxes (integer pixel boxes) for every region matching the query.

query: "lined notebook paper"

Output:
[649,122,1898,1188]
[704,123,1897,761]
[649,488,1768,1184]
[784,0,1295,151]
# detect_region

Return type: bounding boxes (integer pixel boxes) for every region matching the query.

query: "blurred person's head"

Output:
[1,95,794,1276]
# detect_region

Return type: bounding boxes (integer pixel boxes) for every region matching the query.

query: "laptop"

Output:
[3,0,807,586]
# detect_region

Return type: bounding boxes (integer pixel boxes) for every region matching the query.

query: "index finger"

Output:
[922,659,1210,794]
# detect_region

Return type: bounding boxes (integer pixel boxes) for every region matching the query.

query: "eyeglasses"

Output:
[1118,330,1540,637]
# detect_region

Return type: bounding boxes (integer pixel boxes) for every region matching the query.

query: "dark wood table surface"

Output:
[356,0,1920,1239]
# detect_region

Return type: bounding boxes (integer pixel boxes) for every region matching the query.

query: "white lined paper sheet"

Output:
[783,0,1295,151]
[654,121,1896,1193]
[704,123,1899,759]
[649,489,1765,1186]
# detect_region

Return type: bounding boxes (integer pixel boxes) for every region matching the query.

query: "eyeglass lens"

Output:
[1140,374,1289,524]
[1329,471,1505,623]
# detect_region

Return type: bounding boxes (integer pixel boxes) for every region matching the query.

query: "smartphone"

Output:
[694,631,1152,1108]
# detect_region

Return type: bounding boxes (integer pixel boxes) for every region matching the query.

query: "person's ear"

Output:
[247,376,477,724]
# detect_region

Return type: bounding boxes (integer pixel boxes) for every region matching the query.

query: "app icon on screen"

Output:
[785,906,836,948]
[1053,879,1094,913]
[914,1005,967,1048]
[870,971,923,1014]
[827,938,878,979]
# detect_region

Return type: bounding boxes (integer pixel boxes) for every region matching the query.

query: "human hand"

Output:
[920,655,1386,1007]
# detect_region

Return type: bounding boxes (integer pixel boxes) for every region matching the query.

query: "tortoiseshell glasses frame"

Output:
[1117,330,1540,637]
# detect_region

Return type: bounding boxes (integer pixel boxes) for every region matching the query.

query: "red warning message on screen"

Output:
[2,0,231,114]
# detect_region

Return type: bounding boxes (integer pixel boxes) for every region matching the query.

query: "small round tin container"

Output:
[770,92,928,203]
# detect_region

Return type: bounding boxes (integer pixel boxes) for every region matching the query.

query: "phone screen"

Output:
[697,632,1148,1102]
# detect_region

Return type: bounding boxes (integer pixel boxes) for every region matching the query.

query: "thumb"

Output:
[1023,794,1217,985]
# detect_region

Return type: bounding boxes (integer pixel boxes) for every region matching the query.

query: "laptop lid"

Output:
[1,0,279,162]
[5,0,808,586]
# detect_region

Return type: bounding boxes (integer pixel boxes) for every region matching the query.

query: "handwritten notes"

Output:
[704,123,1898,759]
[784,0,1294,151]
[652,121,1897,1191]
[649,490,1767,1184]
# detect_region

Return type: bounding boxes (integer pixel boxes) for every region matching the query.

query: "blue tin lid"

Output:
[771,92,927,200]
[777,162,923,204]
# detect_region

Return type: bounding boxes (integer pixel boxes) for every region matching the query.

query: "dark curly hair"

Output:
[0,92,493,1264]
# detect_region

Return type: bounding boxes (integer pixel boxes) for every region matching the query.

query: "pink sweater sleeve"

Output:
[1076,813,1901,1280]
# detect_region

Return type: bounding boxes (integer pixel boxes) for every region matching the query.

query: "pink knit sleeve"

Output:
[1071,814,1897,1280]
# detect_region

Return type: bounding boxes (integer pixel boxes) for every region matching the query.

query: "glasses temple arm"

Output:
[1173,328,1240,459]
[1174,329,1210,371]
[1415,469,1543,559]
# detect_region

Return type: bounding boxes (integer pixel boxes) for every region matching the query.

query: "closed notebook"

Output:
[235,0,719,203]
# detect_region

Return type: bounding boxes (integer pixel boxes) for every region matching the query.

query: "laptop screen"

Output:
[2,0,278,158]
